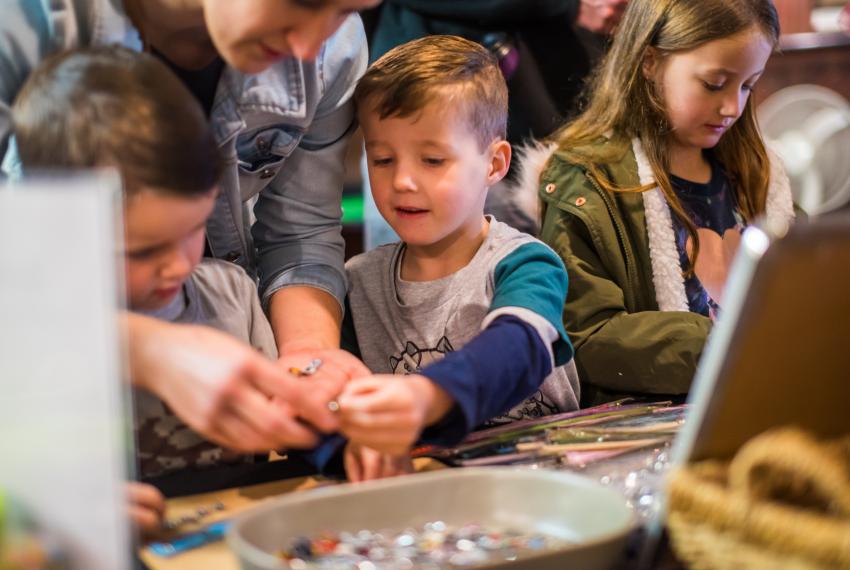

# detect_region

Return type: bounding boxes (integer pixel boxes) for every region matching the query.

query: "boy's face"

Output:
[360,97,510,251]
[123,187,216,311]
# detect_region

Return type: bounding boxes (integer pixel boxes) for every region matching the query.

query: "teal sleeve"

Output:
[491,242,573,365]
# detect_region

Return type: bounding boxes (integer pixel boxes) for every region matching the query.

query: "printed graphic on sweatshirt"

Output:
[387,335,558,425]
[389,336,454,375]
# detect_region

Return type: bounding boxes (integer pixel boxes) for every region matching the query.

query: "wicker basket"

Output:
[667,427,850,569]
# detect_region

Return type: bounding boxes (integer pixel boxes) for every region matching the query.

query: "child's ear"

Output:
[487,139,512,186]
[642,47,659,81]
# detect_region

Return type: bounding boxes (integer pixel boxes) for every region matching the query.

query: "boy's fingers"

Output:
[129,505,163,534]
[127,483,166,516]
[361,450,382,481]
[338,387,405,414]
[340,409,418,431]
[344,448,363,482]
[339,377,385,399]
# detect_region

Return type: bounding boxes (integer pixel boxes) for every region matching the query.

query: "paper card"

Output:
[0,174,132,569]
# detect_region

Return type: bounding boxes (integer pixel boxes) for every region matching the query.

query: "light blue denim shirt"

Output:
[0,0,367,309]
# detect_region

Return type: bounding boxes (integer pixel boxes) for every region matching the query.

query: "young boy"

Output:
[11,47,279,530]
[336,36,580,479]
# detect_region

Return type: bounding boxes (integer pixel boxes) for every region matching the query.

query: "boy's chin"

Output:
[130,291,179,312]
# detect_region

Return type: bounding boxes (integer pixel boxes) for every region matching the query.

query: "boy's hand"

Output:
[337,374,453,455]
[344,442,414,482]
[127,314,321,452]
[126,482,166,536]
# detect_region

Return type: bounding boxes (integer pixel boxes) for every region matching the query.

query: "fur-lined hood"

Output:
[512,138,796,311]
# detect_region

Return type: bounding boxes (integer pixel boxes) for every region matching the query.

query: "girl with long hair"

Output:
[519,0,796,405]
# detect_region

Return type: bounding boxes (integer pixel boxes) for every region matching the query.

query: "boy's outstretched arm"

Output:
[339,241,573,451]
[417,314,557,444]
[409,240,575,442]
[338,314,556,451]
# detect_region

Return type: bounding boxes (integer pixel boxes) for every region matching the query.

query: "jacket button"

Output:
[544,183,556,194]
[256,138,269,152]
[225,251,241,262]
[575,197,587,206]
[260,168,276,179]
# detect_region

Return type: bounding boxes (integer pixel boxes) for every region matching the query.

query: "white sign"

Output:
[0,174,131,569]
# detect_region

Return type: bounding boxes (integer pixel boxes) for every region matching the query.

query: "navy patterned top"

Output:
[670,157,744,319]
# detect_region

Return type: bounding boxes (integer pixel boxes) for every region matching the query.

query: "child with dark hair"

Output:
[13,46,279,531]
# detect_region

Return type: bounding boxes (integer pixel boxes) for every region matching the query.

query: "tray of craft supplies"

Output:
[227,467,634,569]
[414,400,687,469]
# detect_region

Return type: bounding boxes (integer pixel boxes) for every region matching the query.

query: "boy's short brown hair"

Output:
[12,46,221,197]
[354,35,508,150]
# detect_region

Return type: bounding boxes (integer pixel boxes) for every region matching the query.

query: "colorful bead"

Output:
[276,522,569,568]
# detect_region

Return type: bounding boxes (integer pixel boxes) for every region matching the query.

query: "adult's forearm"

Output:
[268,285,342,354]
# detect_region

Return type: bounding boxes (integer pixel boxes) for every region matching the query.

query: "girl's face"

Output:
[644,26,773,153]
[202,0,381,73]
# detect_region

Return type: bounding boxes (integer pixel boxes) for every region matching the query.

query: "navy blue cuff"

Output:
[418,315,553,446]
[294,434,348,478]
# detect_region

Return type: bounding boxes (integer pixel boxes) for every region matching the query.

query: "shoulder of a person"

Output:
[488,218,541,250]
[190,259,257,299]
[541,137,636,204]
[317,14,367,77]
[485,220,560,269]
[344,242,398,276]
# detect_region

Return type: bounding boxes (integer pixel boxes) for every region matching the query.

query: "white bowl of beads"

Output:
[228,467,635,569]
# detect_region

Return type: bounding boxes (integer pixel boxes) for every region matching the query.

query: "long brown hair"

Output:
[551,0,779,273]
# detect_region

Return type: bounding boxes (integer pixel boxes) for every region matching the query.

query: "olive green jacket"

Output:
[525,139,795,406]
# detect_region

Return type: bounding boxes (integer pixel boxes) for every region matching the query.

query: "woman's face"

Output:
[202,0,381,73]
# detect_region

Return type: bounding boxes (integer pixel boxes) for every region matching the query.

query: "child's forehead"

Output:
[361,117,482,155]
[360,92,478,136]
[672,26,772,61]
[360,83,471,119]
